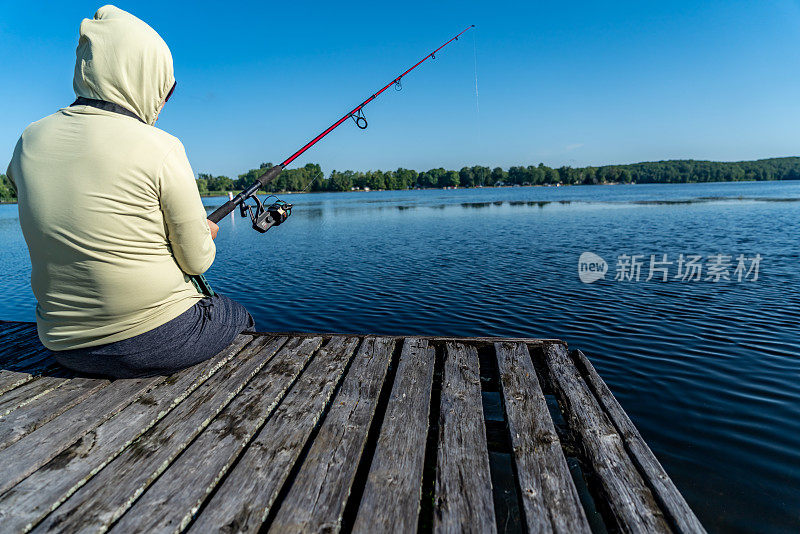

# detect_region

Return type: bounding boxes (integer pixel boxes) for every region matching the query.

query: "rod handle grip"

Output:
[206,165,283,223]
[207,200,237,223]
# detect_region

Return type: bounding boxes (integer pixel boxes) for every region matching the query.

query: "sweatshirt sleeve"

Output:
[158,140,215,275]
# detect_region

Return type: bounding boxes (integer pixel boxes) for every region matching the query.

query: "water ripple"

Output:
[1,182,799,532]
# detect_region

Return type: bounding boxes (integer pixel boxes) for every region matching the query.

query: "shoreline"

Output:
[197,178,791,198]
[0,179,794,205]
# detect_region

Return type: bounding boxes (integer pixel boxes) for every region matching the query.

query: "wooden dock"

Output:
[0,320,704,533]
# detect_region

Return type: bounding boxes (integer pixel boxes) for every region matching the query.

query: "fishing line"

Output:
[193,26,476,296]
[301,170,324,192]
[472,28,482,181]
[472,29,480,114]
[206,25,475,226]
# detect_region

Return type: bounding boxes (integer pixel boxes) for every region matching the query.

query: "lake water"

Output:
[2,181,799,532]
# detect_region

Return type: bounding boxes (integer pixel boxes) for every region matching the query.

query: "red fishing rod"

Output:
[206,24,475,226]
[192,25,475,295]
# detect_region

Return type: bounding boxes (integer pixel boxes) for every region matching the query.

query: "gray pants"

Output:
[55,294,254,379]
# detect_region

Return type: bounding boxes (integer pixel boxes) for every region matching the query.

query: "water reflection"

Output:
[3,181,800,532]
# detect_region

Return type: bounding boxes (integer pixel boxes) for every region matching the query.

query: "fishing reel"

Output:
[239,195,293,233]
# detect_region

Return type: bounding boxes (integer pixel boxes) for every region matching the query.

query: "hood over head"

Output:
[73,5,175,125]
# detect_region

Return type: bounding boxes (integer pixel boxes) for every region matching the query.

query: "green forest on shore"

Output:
[2,157,800,201]
[195,156,800,195]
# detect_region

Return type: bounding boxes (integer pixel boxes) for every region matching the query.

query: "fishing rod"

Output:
[193,25,475,295]
[206,24,475,227]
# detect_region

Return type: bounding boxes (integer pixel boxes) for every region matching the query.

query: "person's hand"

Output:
[207,219,219,240]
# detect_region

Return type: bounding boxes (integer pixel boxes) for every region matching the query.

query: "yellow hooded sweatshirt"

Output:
[6,5,215,350]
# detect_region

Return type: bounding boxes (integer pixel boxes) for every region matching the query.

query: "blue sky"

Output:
[3,1,800,177]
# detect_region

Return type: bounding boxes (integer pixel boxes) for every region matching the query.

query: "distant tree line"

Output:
[2,156,800,202]
[196,157,800,194]
[0,174,16,201]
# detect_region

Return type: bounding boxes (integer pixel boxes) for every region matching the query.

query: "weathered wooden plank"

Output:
[0,378,110,452]
[0,370,37,397]
[0,376,161,495]
[353,338,435,534]
[495,342,590,534]
[188,335,361,533]
[0,376,66,418]
[31,335,290,533]
[0,362,60,404]
[0,335,253,534]
[543,343,671,533]
[571,349,705,533]
[0,327,702,534]
[434,342,497,534]
[261,331,561,345]
[0,375,68,418]
[269,336,396,533]
[109,336,320,534]
[0,376,61,414]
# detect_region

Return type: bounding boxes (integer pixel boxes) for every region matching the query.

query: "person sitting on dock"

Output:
[5,5,254,378]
